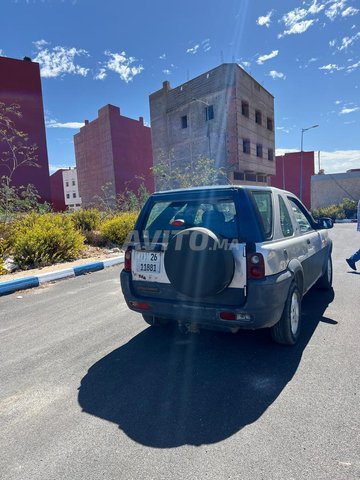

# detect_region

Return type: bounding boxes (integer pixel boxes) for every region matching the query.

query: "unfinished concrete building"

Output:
[149,63,275,187]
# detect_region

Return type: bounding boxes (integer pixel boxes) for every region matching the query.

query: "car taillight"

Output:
[124,247,132,272]
[247,252,265,279]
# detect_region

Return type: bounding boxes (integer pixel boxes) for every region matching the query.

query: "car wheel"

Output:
[142,314,169,327]
[164,227,235,298]
[315,254,333,290]
[271,282,301,345]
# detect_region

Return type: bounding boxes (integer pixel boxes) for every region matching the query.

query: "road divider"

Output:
[0,255,124,296]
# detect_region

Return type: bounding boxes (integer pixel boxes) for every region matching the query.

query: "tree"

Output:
[0,102,42,222]
[0,102,40,186]
[151,154,229,191]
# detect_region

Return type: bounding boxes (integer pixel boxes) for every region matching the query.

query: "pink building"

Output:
[74,104,154,207]
[0,56,51,202]
[271,151,314,209]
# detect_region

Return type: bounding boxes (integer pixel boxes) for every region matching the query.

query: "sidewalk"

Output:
[0,252,124,296]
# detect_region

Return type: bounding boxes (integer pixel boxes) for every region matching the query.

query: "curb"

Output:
[0,255,124,297]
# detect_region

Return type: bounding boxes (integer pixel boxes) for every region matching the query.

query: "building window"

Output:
[73,193,76,198]
[233,172,244,181]
[181,115,188,129]
[72,180,76,186]
[66,193,70,199]
[268,148,274,161]
[75,204,81,207]
[256,144,263,158]
[65,181,69,187]
[245,173,257,182]
[267,117,273,131]
[243,139,251,154]
[255,110,262,125]
[205,105,214,121]
[241,101,249,118]
[257,174,267,183]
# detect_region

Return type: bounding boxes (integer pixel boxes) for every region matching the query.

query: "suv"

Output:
[120,186,333,345]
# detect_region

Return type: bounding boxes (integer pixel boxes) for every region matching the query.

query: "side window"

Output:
[252,191,272,238]
[279,196,294,237]
[288,198,313,233]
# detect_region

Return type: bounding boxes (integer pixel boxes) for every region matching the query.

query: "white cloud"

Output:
[341,6,359,16]
[100,51,144,83]
[0,49,4,56]
[33,39,50,49]
[46,119,84,129]
[335,100,342,104]
[329,39,336,47]
[202,39,211,52]
[268,70,286,79]
[33,45,90,78]
[276,126,290,133]
[347,60,360,73]
[162,69,171,75]
[338,32,360,51]
[159,53,166,60]
[279,19,316,37]
[340,106,359,114]
[282,7,308,26]
[325,0,348,20]
[257,49,279,65]
[256,10,273,27]
[94,68,107,80]
[186,44,200,54]
[319,63,344,72]
[308,0,325,14]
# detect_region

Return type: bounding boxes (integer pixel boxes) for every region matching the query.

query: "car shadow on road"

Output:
[78,288,335,448]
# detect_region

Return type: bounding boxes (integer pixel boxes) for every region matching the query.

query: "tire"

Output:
[142,314,169,327]
[271,282,301,345]
[164,227,234,298]
[315,254,333,290]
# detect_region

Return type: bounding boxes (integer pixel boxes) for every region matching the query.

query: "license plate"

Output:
[134,251,161,274]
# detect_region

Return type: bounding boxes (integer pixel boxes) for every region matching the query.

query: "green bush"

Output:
[10,213,85,267]
[100,212,138,247]
[71,208,101,232]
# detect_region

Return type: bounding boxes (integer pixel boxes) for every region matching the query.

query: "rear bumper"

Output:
[120,270,293,330]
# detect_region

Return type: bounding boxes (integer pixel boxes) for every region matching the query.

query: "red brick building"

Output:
[74,104,154,207]
[0,56,51,202]
[271,151,314,209]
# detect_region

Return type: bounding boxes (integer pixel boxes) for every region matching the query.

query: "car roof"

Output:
[152,184,294,197]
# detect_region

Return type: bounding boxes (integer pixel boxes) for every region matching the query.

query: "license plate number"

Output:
[135,252,161,274]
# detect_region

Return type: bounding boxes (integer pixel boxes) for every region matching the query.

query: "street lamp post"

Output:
[300,124,319,201]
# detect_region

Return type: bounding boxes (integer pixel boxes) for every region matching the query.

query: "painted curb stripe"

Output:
[38,269,75,284]
[73,262,105,276]
[0,276,39,295]
[0,257,125,296]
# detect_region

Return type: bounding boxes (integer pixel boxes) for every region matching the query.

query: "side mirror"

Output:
[317,217,333,229]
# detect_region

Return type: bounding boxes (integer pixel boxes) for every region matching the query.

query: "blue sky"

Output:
[1,0,359,174]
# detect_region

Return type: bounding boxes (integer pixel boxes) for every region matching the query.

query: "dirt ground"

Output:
[0,246,123,282]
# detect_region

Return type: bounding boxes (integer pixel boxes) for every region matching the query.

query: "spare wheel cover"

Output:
[164,227,235,298]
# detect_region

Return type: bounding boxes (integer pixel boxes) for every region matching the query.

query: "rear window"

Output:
[143,198,238,241]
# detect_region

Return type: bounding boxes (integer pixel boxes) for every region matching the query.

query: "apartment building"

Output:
[50,167,82,211]
[0,55,51,201]
[149,63,275,187]
[74,104,154,207]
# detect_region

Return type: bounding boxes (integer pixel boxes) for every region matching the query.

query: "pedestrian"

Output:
[346,199,360,271]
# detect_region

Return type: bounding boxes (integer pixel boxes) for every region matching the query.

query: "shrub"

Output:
[100,212,138,247]
[10,213,85,267]
[71,208,101,232]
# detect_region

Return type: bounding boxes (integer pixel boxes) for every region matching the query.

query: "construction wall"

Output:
[311,171,360,208]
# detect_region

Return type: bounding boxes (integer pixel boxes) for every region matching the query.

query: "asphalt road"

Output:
[1,224,359,480]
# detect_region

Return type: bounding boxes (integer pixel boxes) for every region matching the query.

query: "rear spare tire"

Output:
[164,227,234,298]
